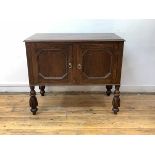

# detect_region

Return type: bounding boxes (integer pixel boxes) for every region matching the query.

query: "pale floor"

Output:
[0,92,155,134]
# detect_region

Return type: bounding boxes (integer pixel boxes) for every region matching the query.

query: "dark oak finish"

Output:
[25,33,124,115]
[112,85,120,114]
[106,85,113,96]
[25,33,124,42]
[39,86,45,96]
[29,86,38,115]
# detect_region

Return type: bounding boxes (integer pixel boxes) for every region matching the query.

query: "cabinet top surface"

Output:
[24,33,125,42]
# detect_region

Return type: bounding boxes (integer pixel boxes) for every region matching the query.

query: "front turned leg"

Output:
[112,85,120,114]
[39,86,45,96]
[106,85,113,96]
[29,86,38,115]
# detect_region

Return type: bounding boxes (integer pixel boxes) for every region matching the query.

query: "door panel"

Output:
[38,50,68,80]
[32,43,73,84]
[82,49,112,79]
[77,43,117,84]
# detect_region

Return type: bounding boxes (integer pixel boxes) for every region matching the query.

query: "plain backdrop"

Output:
[0,0,155,92]
[0,19,155,92]
[0,0,155,155]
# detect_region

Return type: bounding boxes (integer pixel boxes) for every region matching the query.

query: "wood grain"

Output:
[25,34,124,115]
[24,33,125,42]
[0,93,155,134]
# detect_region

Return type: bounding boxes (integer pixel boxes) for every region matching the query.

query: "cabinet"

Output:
[25,33,125,115]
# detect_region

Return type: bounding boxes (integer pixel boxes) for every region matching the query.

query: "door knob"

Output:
[77,64,82,70]
[68,62,72,69]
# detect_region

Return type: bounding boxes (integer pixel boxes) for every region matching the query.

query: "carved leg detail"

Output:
[106,85,113,96]
[29,86,38,115]
[39,86,45,96]
[112,85,120,114]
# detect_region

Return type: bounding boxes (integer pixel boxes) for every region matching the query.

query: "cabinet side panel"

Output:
[25,42,35,85]
[114,42,124,84]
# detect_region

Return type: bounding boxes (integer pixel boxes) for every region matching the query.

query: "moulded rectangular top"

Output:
[24,33,125,42]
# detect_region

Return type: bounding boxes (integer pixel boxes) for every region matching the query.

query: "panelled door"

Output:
[77,43,117,84]
[29,43,73,84]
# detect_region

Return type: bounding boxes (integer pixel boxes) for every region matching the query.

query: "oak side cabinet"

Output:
[24,33,125,115]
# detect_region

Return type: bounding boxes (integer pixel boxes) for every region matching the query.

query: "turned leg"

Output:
[112,85,120,114]
[39,86,45,96]
[106,85,113,96]
[29,86,38,115]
